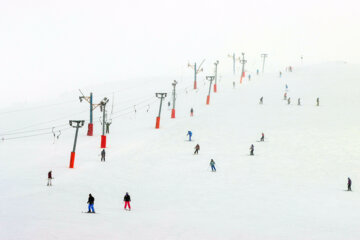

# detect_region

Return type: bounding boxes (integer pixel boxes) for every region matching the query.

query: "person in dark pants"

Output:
[348,177,352,191]
[210,159,216,172]
[47,170,53,186]
[101,149,106,162]
[250,144,254,155]
[87,194,95,213]
[106,121,112,134]
[124,192,131,211]
[190,108,194,117]
[194,144,200,154]
[259,97,263,104]
[317,97,320,106]
[298,98,301,106]
[260,133,265,142]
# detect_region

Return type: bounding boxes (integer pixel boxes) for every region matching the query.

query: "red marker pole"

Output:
[99,97,109,149]
[171,80,178,119]
[213,60,219,92]
[68,120,85,168]
[155,93,167,129]
[206,76,215,105]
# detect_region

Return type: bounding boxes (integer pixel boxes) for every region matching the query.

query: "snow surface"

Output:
[1,62,360,240]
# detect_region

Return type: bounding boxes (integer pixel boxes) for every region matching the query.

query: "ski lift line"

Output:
[1,108,89,135]
[0,123,68,137]
[111,97,157,115]
[1,126,72,141]
[111,100,157,120]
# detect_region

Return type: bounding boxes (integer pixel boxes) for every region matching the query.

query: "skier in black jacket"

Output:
[101,149,105,162]
[87,194,95,213]
[124,192,131,211]
[348,177,352,191]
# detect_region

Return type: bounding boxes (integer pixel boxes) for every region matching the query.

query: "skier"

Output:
[233,81,235,88]
[187,131,192,141]
[101,149,106,162]
[317,97,320,106]
[194,144,200,154]
[280,71,282,78]
[250,144,254,155]
[348,177,352,191]
[284,92,287,100]
[248,74,251,81]
[259,96,263,104]
[87,194,95,213]
[260,133,264,142]
[190,108,194,117]
[124,192,131,211]
[167,101,171,109]
[298,98,301,106]
[256,69,259,75]
[106,121,112,134]
[210,159,216,172]
[285,84,288,91]
[47,170,53,186]
[287,97,291,105]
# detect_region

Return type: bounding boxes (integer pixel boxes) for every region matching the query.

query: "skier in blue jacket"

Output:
[187,131,192,141]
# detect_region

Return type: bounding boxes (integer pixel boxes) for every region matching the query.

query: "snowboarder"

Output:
[101,149,106,162]
[210,159,216,172]
[287,97,291,105]
[124,192,131,211]
[190,108,194,117]
[87,194,95,213]
[284,92,287,100]
[47,170,53,186]
[259,97,263,104]
[250,144,254,155]
[106,121,112,134]
[194,144,200,154]
[298,98,301,106]
[348,177,352,191]
[187,131,192,141]
[316,97,320,106]
[260,133,264,142]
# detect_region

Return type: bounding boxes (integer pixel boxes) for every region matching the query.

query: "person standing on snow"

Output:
[250,144,254,155]
[124,192,131,211]
[284,92,287,100]
[348,177,352,191]
[280,71,282,78]
[190,108,194,117]
[87,194,95,213]
[256,69,259,75]
[106,121,112,134]
[47,170,53,186]
[259,97,263,104]
[287,97,291,105]
[101,149,106,162]
[233,81,235,88]
[194,144,200,154]
[317,97,320,106]
[298,98,301,106]
[248,74,251,81]
[285,84,288,91]
[260,133,265,142]
[210,159,216,172]
[187,131,193,141]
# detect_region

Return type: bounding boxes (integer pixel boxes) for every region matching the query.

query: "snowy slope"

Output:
[1,62,360,240]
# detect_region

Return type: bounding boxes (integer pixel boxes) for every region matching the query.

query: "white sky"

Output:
[0,0,359,105]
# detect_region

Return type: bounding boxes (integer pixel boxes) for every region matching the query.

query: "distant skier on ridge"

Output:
[101,149,106,162]
[194,144,200,154]
[260,133,265,142]
[124,192,131,211]
[47,170,53,186]
[187,131,192,141]
[87,194,95,213]
[250,144,254,155]
[210,159,216,172]
[348,177,352,191]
